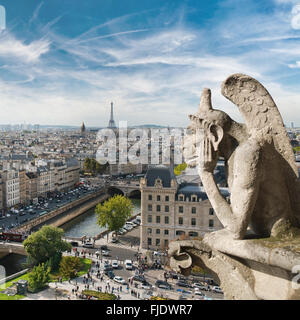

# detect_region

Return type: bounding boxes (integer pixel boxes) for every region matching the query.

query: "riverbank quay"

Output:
[11,190,110,234]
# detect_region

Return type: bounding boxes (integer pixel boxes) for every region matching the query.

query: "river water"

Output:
[62,198,141,238]
[0,198,141,276]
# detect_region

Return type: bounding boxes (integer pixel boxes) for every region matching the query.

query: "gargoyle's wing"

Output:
[221,73,298,178]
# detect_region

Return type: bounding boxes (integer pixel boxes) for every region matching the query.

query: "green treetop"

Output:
[95,195,133,237]
[23,225,71,269]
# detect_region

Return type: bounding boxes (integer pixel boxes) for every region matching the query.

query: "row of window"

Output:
[147,228,169,235]
[148,194,169,201]
[147,215,169,224]
[148,194,203,203]
[148,204,214,215]
[147,238,169,247]
[147,215,214,227]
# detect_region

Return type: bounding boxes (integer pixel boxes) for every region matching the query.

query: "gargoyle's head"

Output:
[183,88,232,167]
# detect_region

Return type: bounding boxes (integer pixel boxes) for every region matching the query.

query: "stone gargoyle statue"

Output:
[183,73,300,240]
[169,74,300,299]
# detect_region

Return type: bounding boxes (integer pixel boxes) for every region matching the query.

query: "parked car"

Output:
[112,260,119,269]
[212,286,223,294]
[193,283,210,291]
[105,270,115,279]
[129,275,145,283]
[177,288,192,295]
[125,259,133,270]
[101,250,109,256]
[103,263,112,271]
[113,276,126,285]
[155,280,172,290]
[194,290,205,297]
[123,225,133,231]
[100,245,108,250]
[126,221,137,227]
[141,282,152,290]
[117,228,126,235]
[176,281,193,288]
[70,241,79,247]
[83,242,94,248]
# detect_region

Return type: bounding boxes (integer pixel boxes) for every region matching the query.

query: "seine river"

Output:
[62,198,141,238]
[0,198,141,277]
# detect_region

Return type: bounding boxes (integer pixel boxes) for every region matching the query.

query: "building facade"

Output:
[140,166,226,250]
[2,170,20,208]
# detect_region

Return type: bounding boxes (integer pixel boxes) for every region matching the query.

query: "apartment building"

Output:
[65,158,80,190]
[2,170,20,208]
[25,172,38,204]
[19,169,27,204]
[140,166,226,250]
[37,166,51,197]
[0,174,3,212]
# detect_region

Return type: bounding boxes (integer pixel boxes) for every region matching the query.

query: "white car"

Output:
[112,260,119,269]
[113,276,126,285]
[194,290,205,297]
[141,283,152,290]
[126,221,137,227]
[123,225,133,231]
[101,250,109,256]
[83,242,94,248]
[212,286,223,294]
[118,228,126,235]
[125,259,133,270]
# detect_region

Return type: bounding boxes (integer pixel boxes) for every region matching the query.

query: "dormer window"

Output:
[179,194,184,201]
[154,177,163,188]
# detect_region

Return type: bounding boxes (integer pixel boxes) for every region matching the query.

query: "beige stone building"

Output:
[2,170,20,208]
[25,172,38,204]
[37,166,51,197]
[64,158,80,190]
[0,174,3,213]
[19,170,26,204]
[140,166,227,250]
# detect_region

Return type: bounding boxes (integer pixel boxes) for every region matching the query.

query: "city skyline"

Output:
[0,1,300,127]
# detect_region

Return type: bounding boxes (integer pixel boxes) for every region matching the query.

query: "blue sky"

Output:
[0,0,300,127]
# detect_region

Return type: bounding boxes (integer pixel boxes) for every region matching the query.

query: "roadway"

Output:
[0,184,104,233]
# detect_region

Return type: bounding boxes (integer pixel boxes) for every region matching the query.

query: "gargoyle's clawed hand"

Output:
[198,136,219,174]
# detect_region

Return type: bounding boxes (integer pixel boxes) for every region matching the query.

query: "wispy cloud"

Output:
[0,32,50,63]
[29,1,44,26]
[0,1,299,127]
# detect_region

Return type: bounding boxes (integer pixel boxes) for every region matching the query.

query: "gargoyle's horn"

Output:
[199,88,212,112]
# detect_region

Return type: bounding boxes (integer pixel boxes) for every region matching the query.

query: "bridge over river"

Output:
[108,180,141,197]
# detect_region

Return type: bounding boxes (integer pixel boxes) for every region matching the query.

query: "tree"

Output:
[23,226,72,269]
[95,195,133,241]
[59,256,83,279]
[174,163,187,176]
[83,158,91,172]
[84,157,108,175]
[28,263,51,292]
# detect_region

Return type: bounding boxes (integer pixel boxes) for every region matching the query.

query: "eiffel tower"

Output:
[108,102,117,128]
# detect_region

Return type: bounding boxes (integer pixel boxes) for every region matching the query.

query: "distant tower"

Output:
[108,102,117,128]
[80,122,86,135]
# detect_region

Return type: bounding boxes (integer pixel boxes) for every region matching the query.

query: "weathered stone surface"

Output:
[183,73,300,240]
[169,237,300,300]
[170,74,300,299]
